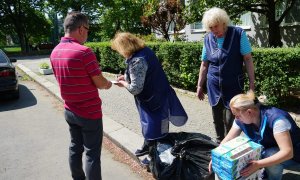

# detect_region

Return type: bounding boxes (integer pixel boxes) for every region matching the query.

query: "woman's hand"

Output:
[117,75,125,81]
[114,80,128,88]
[114,74,127,87]
[197,61,208,101]
[240,160,261,177]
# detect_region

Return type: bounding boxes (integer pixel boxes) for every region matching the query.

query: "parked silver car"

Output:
[0,49,19,99]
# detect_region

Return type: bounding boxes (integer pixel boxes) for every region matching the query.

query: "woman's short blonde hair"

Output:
[111,32,145,58]
[202,7,230,32]
[230,90,258,113]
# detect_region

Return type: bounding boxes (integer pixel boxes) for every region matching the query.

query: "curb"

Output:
[17,64,144,162]
[17,63,300,159]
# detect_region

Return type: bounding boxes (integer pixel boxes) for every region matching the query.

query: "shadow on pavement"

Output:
[0,84,37,112]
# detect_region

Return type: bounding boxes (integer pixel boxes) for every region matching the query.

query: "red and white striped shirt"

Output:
[50,37,102,119]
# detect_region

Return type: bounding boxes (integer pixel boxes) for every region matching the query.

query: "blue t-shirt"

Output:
[201,31,252,61]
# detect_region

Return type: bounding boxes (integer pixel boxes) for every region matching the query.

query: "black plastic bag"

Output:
[149,132,218,180]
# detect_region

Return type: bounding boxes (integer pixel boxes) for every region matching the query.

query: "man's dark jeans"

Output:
[64,109,103,180]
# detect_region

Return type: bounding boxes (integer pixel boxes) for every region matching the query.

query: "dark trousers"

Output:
[212,100,234,142]
[142,139,155,149]
[64,109,103,180]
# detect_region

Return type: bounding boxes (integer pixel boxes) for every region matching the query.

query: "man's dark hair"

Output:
[63,11,89,33]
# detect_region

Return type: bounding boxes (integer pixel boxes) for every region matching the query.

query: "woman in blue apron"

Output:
[210,90,300,180]
[196,7,255,143]
[111,32,188,157]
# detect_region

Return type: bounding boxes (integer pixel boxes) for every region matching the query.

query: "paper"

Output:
[111,80,120,84]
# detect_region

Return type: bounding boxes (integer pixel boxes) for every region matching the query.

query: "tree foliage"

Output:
[0,31,6,46]
[46,0,150,41]
[97,0,150,41]
[141,0,186,41]
[46,0,105,21]
[186,0,297,47]
[0,0,51,53]
[46,0,107,43]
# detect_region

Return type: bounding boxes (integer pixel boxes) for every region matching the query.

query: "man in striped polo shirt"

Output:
[50,11,112,180]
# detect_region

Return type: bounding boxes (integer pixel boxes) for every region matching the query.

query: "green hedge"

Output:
[253,48,300,106]
[86,42,300,107]
[155,42,202,90]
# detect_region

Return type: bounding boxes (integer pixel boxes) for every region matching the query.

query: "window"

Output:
[168,21,175,32]
[190,12,252,32]
[276,0,300,25]
[239,12,252,26]
[168,21,186,34]
[284,0,300,24]
[0,51,9,63]
[190,22,203,30]
[235,12,252,30]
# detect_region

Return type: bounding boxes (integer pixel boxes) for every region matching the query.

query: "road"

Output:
[0,77,150,180]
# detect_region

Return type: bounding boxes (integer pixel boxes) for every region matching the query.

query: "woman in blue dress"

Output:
[111,32,188,157]
[196,7,255,143]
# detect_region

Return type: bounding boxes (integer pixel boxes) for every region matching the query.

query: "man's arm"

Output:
[91,74,112,89]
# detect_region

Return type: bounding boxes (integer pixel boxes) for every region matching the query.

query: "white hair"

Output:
[202,7,230,32]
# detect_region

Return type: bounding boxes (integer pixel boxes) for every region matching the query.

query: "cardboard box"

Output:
[216,170,261,180]
[212,136,250,159]
[212,136,263,180]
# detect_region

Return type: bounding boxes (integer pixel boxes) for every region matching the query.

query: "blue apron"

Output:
[126,47,188,140]
[236,105,300,162]
[205,26,245,108]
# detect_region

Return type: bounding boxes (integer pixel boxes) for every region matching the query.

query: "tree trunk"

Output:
[163,31,170,41]
[16,31,26,54]
[16,30,30,54]
[267,0,283,47]
[25,36,30,53]
[11,10,28,53]
[72,4,82,12]
[268,22,283,47]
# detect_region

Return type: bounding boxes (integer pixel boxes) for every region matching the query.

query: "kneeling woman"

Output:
[212,91,300,180]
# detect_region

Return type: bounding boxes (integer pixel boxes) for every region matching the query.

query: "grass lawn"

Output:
[3,47,21,53]
[1,46,51,56]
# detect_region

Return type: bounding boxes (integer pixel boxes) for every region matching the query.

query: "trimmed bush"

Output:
[253,48,300,106]
[86,42,300,107]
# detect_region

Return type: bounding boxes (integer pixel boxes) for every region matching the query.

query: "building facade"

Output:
[164,0,300,47]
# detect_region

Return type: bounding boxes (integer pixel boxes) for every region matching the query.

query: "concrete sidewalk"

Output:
[15,56,217,158]
[15,56,300,179]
